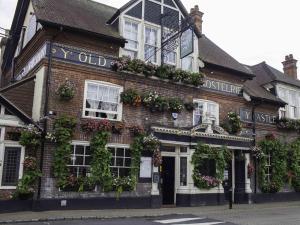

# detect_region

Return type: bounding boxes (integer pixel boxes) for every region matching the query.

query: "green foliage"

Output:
[258,138,287,193]
[120,89,141,106]
[53,115,77,189]
[14,157,41,200]
[221,112,242,135]
[191,143,229,189]
[276,117,300,132]
[288,139,300,192]
[168,98,184,113]
[56,80,75,101]
[111,57,205,87]
[19,125,41,151]
[89,131,112,191]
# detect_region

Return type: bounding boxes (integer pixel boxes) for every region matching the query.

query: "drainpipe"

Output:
[251,103,257,194]
[36,40,53,200]
[36,26,63,201]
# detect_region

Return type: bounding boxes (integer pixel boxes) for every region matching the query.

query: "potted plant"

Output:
[128,125,145,136]
[112,121,125,134]
[168,98,184,113]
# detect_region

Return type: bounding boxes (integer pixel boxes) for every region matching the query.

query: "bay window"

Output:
[83,81,123,121]
[123,20,139,59]
[144,27,158,63]
[193,100,219,126]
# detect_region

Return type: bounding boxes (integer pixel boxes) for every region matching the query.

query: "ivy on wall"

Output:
[288,139,300,192]
[258,137,287,193]
[52,115,77,189]
[191,142,230,189]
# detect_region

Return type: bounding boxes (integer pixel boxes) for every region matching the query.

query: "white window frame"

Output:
[123,19,140,59]
[181,55,194,72]
[82,80,123,121]
[107,144,131,178]
[277,85,300,119]
[68,141,91,178]
[144,25,159,64]
[0,128,25,189]
[193,99,219,126]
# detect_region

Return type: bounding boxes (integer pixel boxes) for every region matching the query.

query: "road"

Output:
[1,202,300,225]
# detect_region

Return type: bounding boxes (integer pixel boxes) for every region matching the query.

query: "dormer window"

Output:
[123,20,139,59]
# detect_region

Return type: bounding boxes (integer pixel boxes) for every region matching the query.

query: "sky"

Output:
[0,0,300,72]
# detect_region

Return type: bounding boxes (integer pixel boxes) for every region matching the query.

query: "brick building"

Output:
[0,0,299,211]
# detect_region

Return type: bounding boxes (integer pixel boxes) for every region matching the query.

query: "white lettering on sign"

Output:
[202,78,242,95]
[16,43,47,81]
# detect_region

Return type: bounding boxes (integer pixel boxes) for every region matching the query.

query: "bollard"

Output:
[229,188,233,209]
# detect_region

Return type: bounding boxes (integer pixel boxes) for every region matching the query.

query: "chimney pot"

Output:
[189,5,204,34]
[282,54,298,79]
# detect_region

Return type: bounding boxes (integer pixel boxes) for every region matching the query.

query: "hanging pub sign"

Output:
[180,28,194,59]
[239,108,277,125]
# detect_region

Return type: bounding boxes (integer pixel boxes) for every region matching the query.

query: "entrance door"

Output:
[161,156,175,205]
[234,152,246,203]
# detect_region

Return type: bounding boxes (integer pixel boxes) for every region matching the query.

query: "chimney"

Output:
[190,5,204,34]
[282,54,298,79]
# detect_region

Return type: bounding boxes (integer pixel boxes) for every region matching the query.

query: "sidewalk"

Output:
[0,201,299,224]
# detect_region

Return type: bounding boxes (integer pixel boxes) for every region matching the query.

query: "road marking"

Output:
[174,223,225,225]
[154,217,204,224]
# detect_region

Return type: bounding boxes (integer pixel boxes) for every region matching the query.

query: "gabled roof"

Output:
[32,0,125,43]
[107,0,189,24]
[243,78,286,107]
[0,93,35,125]
[250,62,300,88]
[199,35,254,79]
[2,0,126,73]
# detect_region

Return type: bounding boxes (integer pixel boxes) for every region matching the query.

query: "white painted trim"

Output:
[82,80,123,121]
[0,141,24,189]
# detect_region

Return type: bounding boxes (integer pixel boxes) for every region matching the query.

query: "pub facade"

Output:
[0,0,298,211]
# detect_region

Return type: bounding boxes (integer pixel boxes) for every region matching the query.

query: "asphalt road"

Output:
[0,214,236,225]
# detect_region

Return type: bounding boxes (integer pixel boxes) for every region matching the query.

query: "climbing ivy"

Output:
[288,139,300,192]
[89,131,112,192]
[191,142,230,189]
[52,115,77,189]
[258,138,287,193]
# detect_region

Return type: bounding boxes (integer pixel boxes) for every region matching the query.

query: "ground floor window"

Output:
[198,158,216,178]
[68,142,131,178]
[0,146,23,188]
[68,143,91,177]
[108,145,131,177]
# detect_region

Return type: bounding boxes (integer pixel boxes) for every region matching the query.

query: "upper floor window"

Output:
[23,14,37,47]
[144,26,158,63]
[123,20,139,59]
[182,56,193,71]
[277,87,300,119]
[193,100,219,126]
[83,81,123,121]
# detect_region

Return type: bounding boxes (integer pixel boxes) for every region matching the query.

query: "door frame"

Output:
[160,144,191,205]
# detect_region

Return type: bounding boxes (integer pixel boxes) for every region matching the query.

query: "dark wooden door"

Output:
[161,156,175,205]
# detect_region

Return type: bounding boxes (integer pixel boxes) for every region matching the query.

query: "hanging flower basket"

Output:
[56,79,76,101]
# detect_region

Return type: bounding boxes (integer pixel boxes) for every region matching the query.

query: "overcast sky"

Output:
[1,0,299,72]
